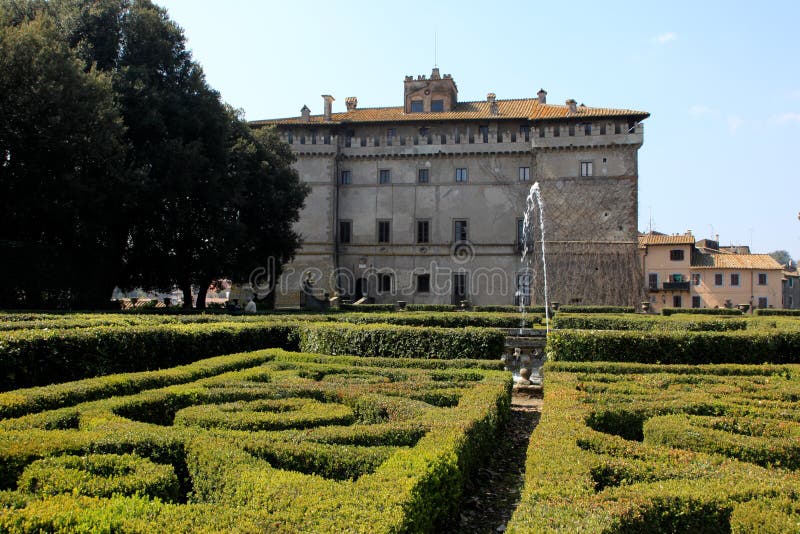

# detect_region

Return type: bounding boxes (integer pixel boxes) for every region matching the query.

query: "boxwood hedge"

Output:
[506,362,800,532]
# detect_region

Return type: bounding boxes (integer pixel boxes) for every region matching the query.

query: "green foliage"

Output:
[506,362,800,532]
[339,303,396,312]
[0,322,298,390]
[17,453,179,501]
[337,311,540,328]
[405,304,457,312]
[552,313,747,332]
[662,307,743,316]
[297,323,505,360]
[547,329,800,364]
[472,305,548,313]
[0,348,511,531]
[558,305,635,313]
[755,309,800,316]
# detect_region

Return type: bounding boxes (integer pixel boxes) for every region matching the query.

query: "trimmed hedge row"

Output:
[552,313,747,332]
[405,304,457,312]
[662,307,743,316]
[337,311,541,329]
[558,305,635,314]
[547,329,800,364]
[297,323,505,360]
[0,349,512,532]
[0,320,507,391]
[0,322,298,391]
[472,305,547,313]
[338,303,396,312]
[17,453,179,501]
[506,362,800,532]
[756,309,800,316]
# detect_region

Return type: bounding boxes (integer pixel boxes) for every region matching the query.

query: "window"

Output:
[419,127,429,137]
[431,99,444,112]
[453,273,468,304]
[673,295,682,308]
[516,272,532,306]
[339,221,351,244]
[580,161,593,177]
[416,274,430,293]
[670,249,685,261]
[410,100,423,112]
[692,273,701,286]
[714,273,724,286]
[730,273,740,286]
[758,297,768,309]
[614,123,622,134]
[584,123,592,135]
[416,220,430,244]
[519,167,530,182]
[379,169,391,184]
[378,273,392,293]
[454,220,468,242]
[568,124,575,136]
[520,125,530,141]
[648,273,658,290]
[386,128,396,138]
[789,278,794,288]
[478,125,489,142]
[553,125,560,137]
[455,168,468,182]
[377,220,391,243]
[758,273,768,285]
[539,127,545,138]
[287,131,294,143]
[600,123,606,135]
[517,219,526,251]
[692,296,701,308]
[340,170,352,185]
[418,168,429,183]
[669,274,684,282]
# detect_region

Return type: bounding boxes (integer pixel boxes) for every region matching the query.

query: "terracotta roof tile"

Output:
[691,253,784,270]
[638,234,695,247]
[252,98,649,126]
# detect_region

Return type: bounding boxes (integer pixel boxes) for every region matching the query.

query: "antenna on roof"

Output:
[434,30,438,68]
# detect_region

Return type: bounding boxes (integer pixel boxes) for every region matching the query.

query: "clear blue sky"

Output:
[156,0,800,262]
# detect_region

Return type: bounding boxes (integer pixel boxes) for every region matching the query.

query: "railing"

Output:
[662,281,691,291]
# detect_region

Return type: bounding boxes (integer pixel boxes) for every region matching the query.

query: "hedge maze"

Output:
[507,313,800,533]
[0,346,509,532]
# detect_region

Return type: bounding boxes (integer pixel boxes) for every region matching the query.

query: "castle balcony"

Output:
[339,131,532,158]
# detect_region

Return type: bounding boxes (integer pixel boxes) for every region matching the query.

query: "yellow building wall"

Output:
[691,269,783,310]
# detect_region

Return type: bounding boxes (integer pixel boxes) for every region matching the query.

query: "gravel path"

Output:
[444,391,543,533]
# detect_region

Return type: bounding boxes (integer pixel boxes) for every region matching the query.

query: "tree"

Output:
[769,250,793,267]
[0,9,128,308]
[1,0,308,309]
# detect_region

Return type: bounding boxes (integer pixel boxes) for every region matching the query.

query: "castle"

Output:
[252,68,649,307]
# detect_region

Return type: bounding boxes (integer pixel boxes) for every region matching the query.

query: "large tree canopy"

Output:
[0,0,308,309]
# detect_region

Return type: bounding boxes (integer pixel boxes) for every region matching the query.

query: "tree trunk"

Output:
[195,279,211,310]
[181,282,193,310]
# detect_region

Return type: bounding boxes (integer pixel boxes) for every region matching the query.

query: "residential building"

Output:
[783,262,799,309]
[639,232,784,313]
[252,68,649,306]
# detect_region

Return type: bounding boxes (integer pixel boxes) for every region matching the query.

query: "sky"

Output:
[155,0,800,263]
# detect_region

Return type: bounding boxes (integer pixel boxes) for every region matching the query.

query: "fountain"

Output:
[511,182,549,387]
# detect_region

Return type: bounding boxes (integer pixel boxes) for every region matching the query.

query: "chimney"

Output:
[345,97,358,111]
[487,93,498,116]
[566,99,578,114]
[300,105,310,122]
[321,95,334,121]
[537,89,547,104]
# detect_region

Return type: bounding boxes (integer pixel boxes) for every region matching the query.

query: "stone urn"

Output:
[396,300,407,311]
[519,367,532,381]
[641,301,651,313]
[737,303,750,313]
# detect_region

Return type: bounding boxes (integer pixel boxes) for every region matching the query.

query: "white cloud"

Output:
[689,105,718,116]
[727,116,745,134]
[771,112,800,124]
[653,32,678,44]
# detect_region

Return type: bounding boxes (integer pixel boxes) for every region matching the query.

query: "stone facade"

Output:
[252,69,649,307]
